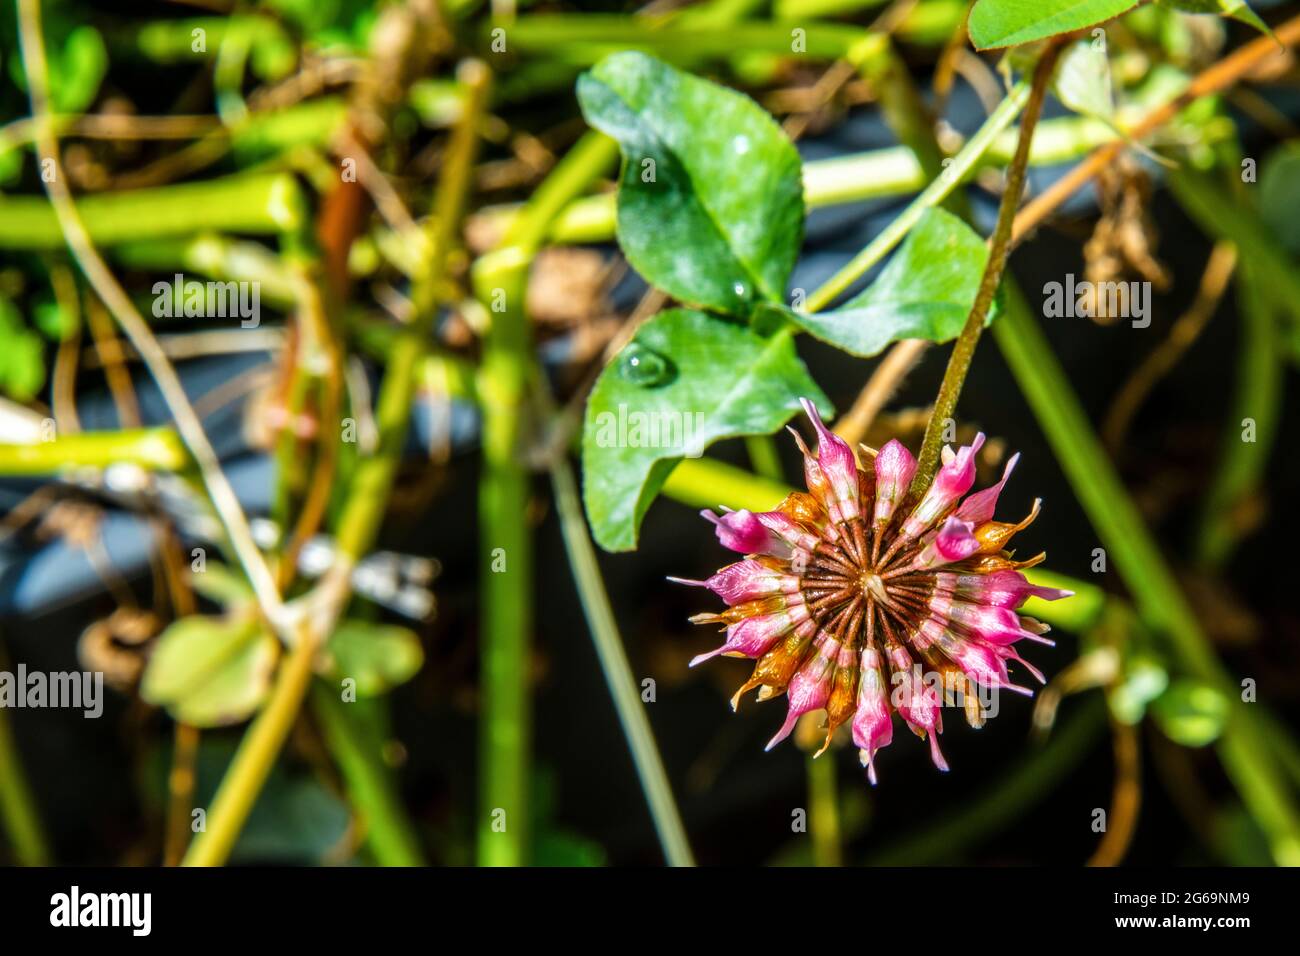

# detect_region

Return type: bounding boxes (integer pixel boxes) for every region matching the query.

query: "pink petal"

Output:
[938,570,1073,609]
[852,645,894,784]
[753,509,821,555]
[689,605,810,666]
[700,508,784,556]
[800,398,860,521]
[945,601,1041,646]
[668,558,798,605]
[902,433,986,540]
[956,452,1019,525]
[911,517,981,570]
[765,634,839,750]
[872,439,917,529]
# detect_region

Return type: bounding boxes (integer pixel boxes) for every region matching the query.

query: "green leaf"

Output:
[582,308,827,552]
[0,298,46,402]
[33,299,78,342]
[781,208,996,357]
[1150,679,1230,747]
[189,560,256,609]
[321,619,424,696]
[141,614,279,727]
[1259,143,1300,257]
[1108,653,1169,724]
[53,26,108,114]
[1054,39,1114,120]
[577,52,804,316]
[1155,0,1273,38]
[968,0,1140,49]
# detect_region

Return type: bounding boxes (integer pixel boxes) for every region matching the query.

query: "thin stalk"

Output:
[803,77,1031,313]
[473,132,620,866]
[163,723,200,866]
[993,283,1300,866]
[549,458,695,866]
[807,750,842,867]
[1012,12,1300,245]
[0,693,51,865]
[911,43,1063,491]
[1196,257,1281,568]
[182,632,317,866]
[744,434,784,483]
[311,685,425,866]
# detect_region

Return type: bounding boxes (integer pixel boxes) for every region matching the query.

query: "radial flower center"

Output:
[862,572,889,604]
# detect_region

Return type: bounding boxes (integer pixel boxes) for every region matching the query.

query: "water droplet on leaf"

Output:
[618,343,675,386]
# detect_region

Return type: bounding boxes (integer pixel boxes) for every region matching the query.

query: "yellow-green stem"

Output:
[473,132,620,866]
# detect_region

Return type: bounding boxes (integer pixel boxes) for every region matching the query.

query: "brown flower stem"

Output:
[1087,717,1141,867]
[910,42,1064,494]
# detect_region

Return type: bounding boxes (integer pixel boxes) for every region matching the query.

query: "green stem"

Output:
[854,39,948,191]
[182,632,317,866]
[911,44,1062,490]
[0,694,51,865]
[549,458,695,866]
[493,15,872,61]
[310,685,426,866]
[473,132,620,867]
[1166,167,1300,330]
[804,77,1032,313]
[1196,257,1281,568]
[1164,169,1287,569]
[807,752,842,867]
[744,434,784,483]
[0,428,188,474]
[0,172,304,248]
[993,283,1300,866]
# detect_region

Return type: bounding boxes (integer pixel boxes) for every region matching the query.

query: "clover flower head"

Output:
[673,401,1070,783]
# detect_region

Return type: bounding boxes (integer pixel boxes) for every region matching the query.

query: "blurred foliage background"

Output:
[1,0,1299,866]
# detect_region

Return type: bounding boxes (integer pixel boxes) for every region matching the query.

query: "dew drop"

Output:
[733,135,751,155]
[618,343,675,386]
